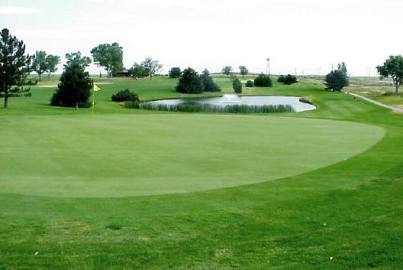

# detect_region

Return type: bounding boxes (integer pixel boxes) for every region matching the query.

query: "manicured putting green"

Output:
[0,114,384,197]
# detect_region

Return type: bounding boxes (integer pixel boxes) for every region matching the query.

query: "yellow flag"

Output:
[92,84,101,92]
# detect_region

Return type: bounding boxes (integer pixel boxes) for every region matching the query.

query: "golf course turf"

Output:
[0,77,402,269]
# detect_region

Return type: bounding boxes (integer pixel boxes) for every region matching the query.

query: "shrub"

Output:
[245,80,254,87]
[325,70,348,91]
[278,74,297,85]
[200,69,220,92]
[168,67,181,78]
[50,62,92,108]
[111,89,139,102]
[254,74,272,87]
[232,78,242,93]
[176,68,203,94]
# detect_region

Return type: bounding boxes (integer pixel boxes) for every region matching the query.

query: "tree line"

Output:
[1,27,402,109]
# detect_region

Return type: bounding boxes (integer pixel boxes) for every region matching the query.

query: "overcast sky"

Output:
[1,0,402,75]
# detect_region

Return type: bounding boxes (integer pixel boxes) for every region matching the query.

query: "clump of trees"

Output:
[169,67,181,78]
[200,69,220,92]
[31,51,61,80]
[325,62,349,91]
[129,57,163,80]
[377,55,403,94]
[222,66,232,76]
[111,89,139,102]
[176,68,221,94]
[129,63,148,79]
[254,74,272,87]
[91,43,124,77]
[0,28,32,108]
[50,52,92,109]
[232,78,242,93]
[278,74,298,85]
[176,68,204,94]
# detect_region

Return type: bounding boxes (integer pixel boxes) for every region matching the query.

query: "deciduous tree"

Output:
[142,57,163,80]
[222,66,232,76]
[31,51,47,80]
[239,66,248,77]
[91,43,124,77]
[65,51,91,68]
[45,54,61,79]
[377,55,403,94]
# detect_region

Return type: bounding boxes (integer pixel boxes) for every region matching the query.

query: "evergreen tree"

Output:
[254,74,272,87]
[50,62,92,109]
[200,69,220,92]
[325,63,349,91]
[0,28,31,108]
[169,67,182,78]
[232,78,242,93]
[176,68,203,94]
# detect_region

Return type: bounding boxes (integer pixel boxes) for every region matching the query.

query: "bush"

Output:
[176,68,203,94]
[278,74,297,85]
[245,80,254,87]
[325,70,348,91]
[168,67,181,78]
[200,69,220,92]
[232,78,242,93]
[50,62,92,108]
[111,89,139,102]
[254,74,272,87]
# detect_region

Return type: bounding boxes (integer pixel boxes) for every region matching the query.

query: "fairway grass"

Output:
[0,77,402,269]
[0,114,383,197]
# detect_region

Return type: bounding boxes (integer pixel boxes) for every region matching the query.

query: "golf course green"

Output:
[0,114,384,197]
[0,77,402,269]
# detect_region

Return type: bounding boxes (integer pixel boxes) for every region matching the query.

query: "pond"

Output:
[146,95,316,112]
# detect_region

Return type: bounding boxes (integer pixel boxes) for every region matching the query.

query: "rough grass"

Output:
[136,102,294,113]
[0,76,402,269]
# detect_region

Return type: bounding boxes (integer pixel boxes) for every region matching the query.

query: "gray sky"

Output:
[1,0,402,75]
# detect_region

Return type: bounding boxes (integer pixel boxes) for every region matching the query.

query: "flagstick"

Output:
[92,88,95,113]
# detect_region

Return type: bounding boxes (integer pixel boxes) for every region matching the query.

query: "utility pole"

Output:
[266,57,270,75]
